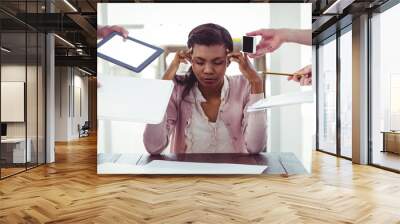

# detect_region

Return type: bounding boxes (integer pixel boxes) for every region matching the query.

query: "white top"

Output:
[185,76,235,153]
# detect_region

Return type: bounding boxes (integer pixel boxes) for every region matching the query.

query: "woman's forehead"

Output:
[191,44,226,58]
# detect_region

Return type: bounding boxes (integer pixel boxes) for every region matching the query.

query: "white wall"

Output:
[55,67,89,141]
[268,4,313,171]
[1,65,39,138]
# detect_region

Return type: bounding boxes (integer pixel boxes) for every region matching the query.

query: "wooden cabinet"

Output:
[382,131,400,154]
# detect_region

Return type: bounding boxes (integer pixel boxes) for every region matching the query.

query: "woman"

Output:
[143,23,267,154]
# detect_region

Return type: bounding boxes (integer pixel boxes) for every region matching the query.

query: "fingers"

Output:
[183,48,192,61]
[300,77,306,86]
[243,53,252,65]
[248,48,268,58]
[246,29,264,36]
[98,25,129,39]
[247,40,274,58]
[121,29,129,39]
[289,74,312,86]
[296,65,312,77]
[304,78,312,86]
[288,64,313,85]
[110,25,129,39]
[302,74,312,86]
[300,76,312,86]
[176,49,192,64]
[246,29,270,37]
[292,74,301,82]
[228,52,257,75]
[227,52,245,64]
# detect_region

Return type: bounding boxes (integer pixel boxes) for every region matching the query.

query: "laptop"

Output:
[97,75,174,124]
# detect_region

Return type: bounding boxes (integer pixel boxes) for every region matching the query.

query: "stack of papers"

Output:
[98,160,267,174]
[143,160,267,174]
[247,90,314,112]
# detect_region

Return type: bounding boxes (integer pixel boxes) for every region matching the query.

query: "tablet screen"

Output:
[98,34,159,70]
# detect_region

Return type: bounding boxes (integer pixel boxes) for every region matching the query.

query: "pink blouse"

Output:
[143,75,267,154]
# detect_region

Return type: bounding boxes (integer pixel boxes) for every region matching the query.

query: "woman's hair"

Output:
[175,23,233,102]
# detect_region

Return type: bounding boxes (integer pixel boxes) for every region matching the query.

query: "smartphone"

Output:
[242,36,256,53]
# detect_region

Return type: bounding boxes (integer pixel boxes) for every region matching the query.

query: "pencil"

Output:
[260,71,303,77]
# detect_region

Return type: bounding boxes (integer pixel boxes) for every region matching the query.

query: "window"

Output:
[339,28,352,158]
[317,36,337,154]
[0,1,47,179]
[370,2,400,171]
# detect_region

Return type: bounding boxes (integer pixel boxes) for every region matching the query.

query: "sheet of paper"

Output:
[97,76,174,124]
[142,160,267,174]
[98,162,146,174]
[98,159,268,174]
[247,90,314,112]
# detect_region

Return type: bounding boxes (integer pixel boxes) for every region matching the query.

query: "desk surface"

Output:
[1,138,26,143]
[98,152,307,175]
[381,131,400,134]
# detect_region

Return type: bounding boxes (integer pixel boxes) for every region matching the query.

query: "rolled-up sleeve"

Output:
[243,93,267,154]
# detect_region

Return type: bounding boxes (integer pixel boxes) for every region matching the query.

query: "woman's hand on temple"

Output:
[171,49,192,67]
[228,52,263,94]
[163,49,192,80]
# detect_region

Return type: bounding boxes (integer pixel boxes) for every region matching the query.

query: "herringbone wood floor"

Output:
[1,135,400,224]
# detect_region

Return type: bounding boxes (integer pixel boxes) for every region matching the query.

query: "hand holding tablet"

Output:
[97,25,129,39]
[97,32,164,73]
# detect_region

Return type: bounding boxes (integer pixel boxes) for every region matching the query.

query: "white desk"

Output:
[97,153,308,175]
[1,138,31,163]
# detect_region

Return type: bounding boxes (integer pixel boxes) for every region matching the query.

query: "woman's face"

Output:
[191,44,228,89]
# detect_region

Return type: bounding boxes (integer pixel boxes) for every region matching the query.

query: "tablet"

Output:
[97,75,174,124]
[97,32,164,73]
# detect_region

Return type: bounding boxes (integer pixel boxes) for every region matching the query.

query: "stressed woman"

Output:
[143,23,267,154]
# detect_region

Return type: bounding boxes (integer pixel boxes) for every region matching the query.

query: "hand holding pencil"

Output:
[289,65,311,86]
[262,64,312,86]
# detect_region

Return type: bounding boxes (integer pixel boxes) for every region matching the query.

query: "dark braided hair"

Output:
[175,23,233,102]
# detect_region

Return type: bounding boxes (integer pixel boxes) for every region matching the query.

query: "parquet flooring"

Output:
[1,135,400,223]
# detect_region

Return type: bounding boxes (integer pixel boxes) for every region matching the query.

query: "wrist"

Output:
[248,77,263,94]
[245,70,261,82]
[171,60,181,69]
[163,63,180,80]
[278,29,290,43]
